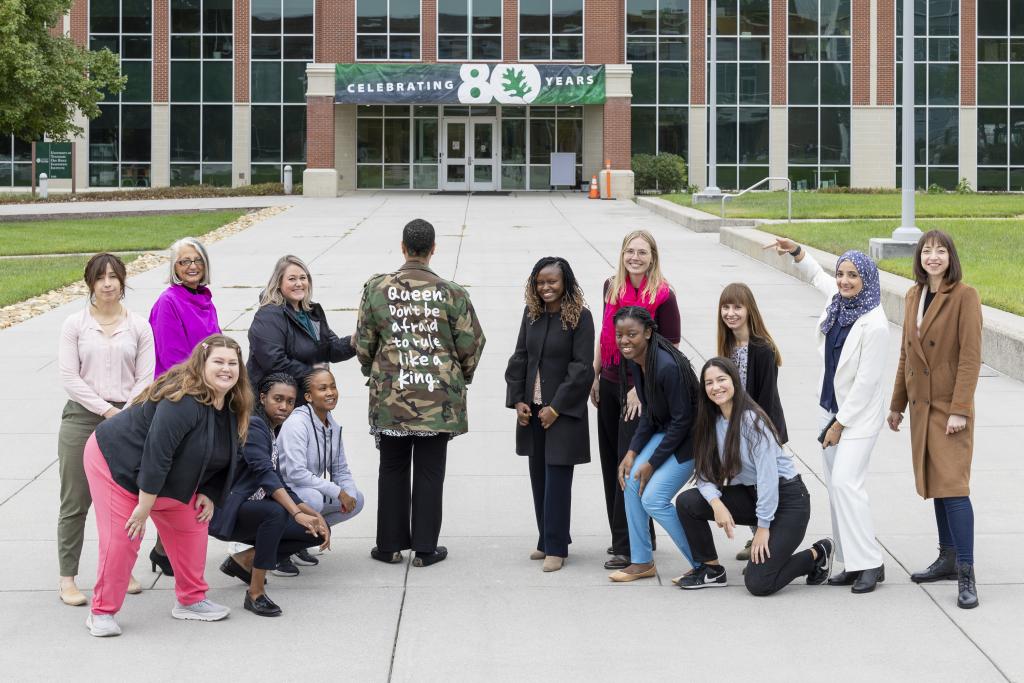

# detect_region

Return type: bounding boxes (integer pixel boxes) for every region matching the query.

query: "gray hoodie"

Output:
[277,404,357,500]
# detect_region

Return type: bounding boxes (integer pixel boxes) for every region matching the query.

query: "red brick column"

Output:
[153,0,169,102]
[306,96,335,169]
[235,0,250,102]
[960,0,976,105]
[422,0,437,62]
[603,97,632,170]
[690,0,706,105]
[585,0,623,63]
[771,0,787,104]
[503,0,518,62]
[317,0,354,63]
[876,0,895,105]
[852,0,870,104]
[70,0,87,47]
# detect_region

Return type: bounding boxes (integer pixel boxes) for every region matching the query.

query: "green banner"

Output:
[335,63,605,106]
[35,142,73,180]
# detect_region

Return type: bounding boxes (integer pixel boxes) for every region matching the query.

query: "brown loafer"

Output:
[609,565,656,582]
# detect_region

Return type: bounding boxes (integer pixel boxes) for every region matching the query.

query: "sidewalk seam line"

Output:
[387,556,412,682]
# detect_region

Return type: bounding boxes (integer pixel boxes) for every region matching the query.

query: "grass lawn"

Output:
[668,191,1024,219]
[0,210,247,256]
[758,218,1024,316]
[0,254,141,308]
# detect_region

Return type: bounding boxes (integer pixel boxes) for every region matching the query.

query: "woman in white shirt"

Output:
[57,253,154,606]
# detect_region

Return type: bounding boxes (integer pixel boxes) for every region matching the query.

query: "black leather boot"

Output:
[911,546,957,583]
[957,562,979,609]
[851,565,885,593]
[827,569,860,586]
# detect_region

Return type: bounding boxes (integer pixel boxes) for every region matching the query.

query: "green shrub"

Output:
[652,153,687,193]
[927,183,944,194]
[631,154,657,193]
[0,182,296,205]
[956,177,974,194]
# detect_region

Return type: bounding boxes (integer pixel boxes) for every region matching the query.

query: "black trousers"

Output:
[527,409,574,558]
[377,433,449,554]
[596,377,651,555]
[676,476,816,596]
[227,499,325,570]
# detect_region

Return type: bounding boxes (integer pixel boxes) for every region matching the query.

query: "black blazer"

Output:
[745,338,788,444]
[95,395,238,505]
[209,414,302,540]
[505,307,595,466]
[247,302,356,404]
[626,347,696,469]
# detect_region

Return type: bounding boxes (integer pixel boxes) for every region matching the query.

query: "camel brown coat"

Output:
[890,281,982,499]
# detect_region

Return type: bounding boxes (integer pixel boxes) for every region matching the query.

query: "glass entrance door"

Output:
[441,117,497,191]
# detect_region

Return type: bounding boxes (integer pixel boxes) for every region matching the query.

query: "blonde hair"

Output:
[259,255,313,311]
[169,237,211,286]
[716,283,782,367]
[606,230,669,305]
[134,334,253,441]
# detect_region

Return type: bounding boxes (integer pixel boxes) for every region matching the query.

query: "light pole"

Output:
[893,0,921,241]
[697,0,721,199]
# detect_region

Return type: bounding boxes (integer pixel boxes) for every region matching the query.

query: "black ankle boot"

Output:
[851,565,885,593]
[957,562,979,609]
[911,546,957,583]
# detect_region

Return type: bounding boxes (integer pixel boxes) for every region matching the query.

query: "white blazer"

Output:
[794,256,889,438]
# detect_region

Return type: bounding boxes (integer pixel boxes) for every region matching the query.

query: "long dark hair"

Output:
[692,357,780,487]
[524,256,587,330]
[612,306,698,421]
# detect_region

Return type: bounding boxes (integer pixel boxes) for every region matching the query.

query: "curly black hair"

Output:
[524,256,587,330]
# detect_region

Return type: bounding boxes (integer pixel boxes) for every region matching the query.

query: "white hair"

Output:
[169,237,211,286]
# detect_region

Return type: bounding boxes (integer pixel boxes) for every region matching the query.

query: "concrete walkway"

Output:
[0,194,1020,681]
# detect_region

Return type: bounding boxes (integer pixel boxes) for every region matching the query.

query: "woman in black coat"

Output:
[248,255,356,404]
[505,257,595,572]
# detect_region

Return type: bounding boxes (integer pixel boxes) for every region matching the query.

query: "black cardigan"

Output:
[504,307,595,466]
[247,301,356,404]
[94,395,238,505]
[745,338,789,444]
[626,347,696,469]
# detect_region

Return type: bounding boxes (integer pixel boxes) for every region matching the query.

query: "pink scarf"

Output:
[599,278,672,368]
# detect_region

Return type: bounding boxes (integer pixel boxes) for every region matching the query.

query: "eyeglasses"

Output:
[176,258,205,268]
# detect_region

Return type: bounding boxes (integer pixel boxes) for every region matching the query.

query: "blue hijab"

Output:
[820,250,881,335]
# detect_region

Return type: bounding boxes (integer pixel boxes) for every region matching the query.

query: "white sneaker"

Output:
[171,598,231,622]
[85,613,122,637]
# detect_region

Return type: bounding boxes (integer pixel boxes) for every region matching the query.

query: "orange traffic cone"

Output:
[588,175,599,199]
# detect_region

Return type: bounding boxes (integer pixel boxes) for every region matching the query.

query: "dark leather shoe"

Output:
[956,562,978,609]
[852,565,885,593]
[604,555,630,570]
[911,547,957,583]
[244,591,282,617]
[606,546,615,555]
[220,556,252,586]
[412,546,448,567]
[370,547,404,564]
[828,569,860,586]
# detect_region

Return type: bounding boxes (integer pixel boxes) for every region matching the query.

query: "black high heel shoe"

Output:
[150,548,174,576]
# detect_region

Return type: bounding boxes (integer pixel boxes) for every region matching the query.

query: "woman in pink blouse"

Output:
[57,253,155,606]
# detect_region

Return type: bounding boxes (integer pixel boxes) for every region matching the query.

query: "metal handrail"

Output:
[720,176,792,227]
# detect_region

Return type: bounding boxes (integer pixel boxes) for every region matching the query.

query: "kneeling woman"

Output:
[278,368,364,571]
[609,307,699,582]
[676,358,834,594]
[209,373,331,616]
[83,335,250,636]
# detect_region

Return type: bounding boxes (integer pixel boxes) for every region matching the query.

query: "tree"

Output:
[0,0,124,142]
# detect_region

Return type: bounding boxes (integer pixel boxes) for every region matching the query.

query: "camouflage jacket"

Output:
[355,261,485,435]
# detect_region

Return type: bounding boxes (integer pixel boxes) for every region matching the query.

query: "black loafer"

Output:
[412,546,449,567]
[244,591,282,617]
[604,555,630,570]
[220,556,253,586]
[606,546,615,555]
[370,547,404,564]
[852,565,885,594]
[827,569,861,586]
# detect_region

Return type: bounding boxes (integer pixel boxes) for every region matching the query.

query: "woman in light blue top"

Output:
[676,357,834,595]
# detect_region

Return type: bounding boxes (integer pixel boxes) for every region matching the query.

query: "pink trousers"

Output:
[84,433,210,615]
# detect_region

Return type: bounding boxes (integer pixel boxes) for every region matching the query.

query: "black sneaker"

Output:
[679,564,727,590]
[807,538,835,585]
[292,549,319,566]
[271,559,299,577]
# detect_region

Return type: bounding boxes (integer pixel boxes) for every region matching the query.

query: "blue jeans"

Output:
[624,433,695,566]
[935,496,974,565]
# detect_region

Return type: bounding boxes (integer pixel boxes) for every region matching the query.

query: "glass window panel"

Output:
[390,35,421,59]
[529,119,555,164]
[718,0,738,34]
[740,37,770,60]
[552,35,582,59]
[0,136,10,162]
[660,38,688,60]
[122,61,151,102]
[251,106,281,162]
[740,0,770,35]
[473,0,502,32]
[788,107,818,163]
[357,165,383,188]
[202,106,232,161]
[90,164,119,187]
[1011,65,1024,105]
[252,62,282,102]
[472,35,502,60]
[978,108,1008,164]
[717,63,738,104]
[283,0,315,33]
[414,119,438,163]
[122,36,152,59]
[738,108,769,163]
[170,105,201,161]
[520,0,550,34]
[413,165,438,189]
[390,0,421,33]
[556,119,582,157]
[439,35,469,59]
[252,0,282,33]
[383,165,410,188]
[501,118,527,163]
[357,36,388,59]
[358,118,384,163]
[788,165,816,189]
[1010,110,1024,164]
[659,63,688,104]
[520,36,551,60]
[820,107,850,163]
[789,37,817,61]
[716,37,738,60]
[739,63,769,104]
[89,105,119,163]
[716,166,738,190]
[716,107,738,163]
[171,61,201,101]
[552,0,583,33]
[658,106,687,156]
[977,38,1007,62]
[202,61,233,102]
[977,0,1008,36]
[203,0,232,33]
[203,35,232,59]
[357,0,386,32]
[789,63,818,104]
[820,0,850,35]
[738,165,768,188]
[91,0,119,33]
[928,37,957,61]
[202,163,232,186]
[415,105,439,116]
[821,37,850,61]
[627,0,657,35]
[501,165,526,189]
[1012,168,1024,191]
[251,164,282,183]
[927,63,958,105]
[283,62,308,103]
[928,0,957,35]
[282,106,307,161]
[171,35,200,58]
[977,167,1008,191]
[928,167,956,189]
[121,105,151,161]
[122,165,151,188]
[385,105,410,116]
[820,63,850,104]
[170,163,201,186]
[283,36,314,59]
[91,36,119,54]
[661,0,688,35]
[383,118,411,163]
[171,0,200,33]
[439,0,468,33]
[252,35,282,59]
[631,63,657,104]
[122,0,151,33]
[978,64,1008,105]
[1014,0,1024,34]
[628,37,658,60]
[928,108,958,165]
[788,0,818,35]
